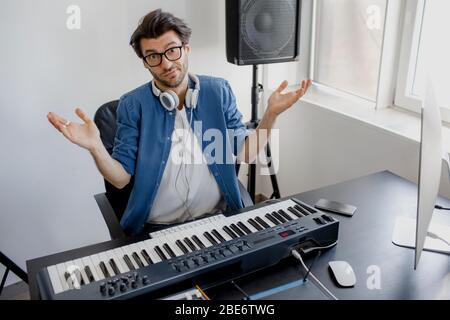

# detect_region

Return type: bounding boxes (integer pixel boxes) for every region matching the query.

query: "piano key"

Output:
[132,252,145,268]
[121,245,140,269]
[112,248,130,273]
[191,235,206,249]
[55,263,70,291]
[280,208,298,220]
[255,216,271,229]
[223,225,238,239]
[288,206,304,218]
[154,245,168,261]
[183,237,198,251]
[98,252,115,277]
[123,254,136,270]
[81,256,100,281]
[273,211,288,223]
[175,239,189,254]
[292,205,306,215]
[211,229,226,243]
[143,239,163,263]
[237,222,252,235]
[64,261,82,288]
[229,223,245,237]
[265,213,280,225]
[129,243,149,267]
[89,254,106,281]
[135,242,153,265]
[47,265,64,294]
[295,202,317,214]
[160,234,184,257]
[99,261,111,278]
[203,231,219,245]
[278,209,293,221]
[83,265,95,283]
[248,218,263,231]
[72,258,89,285]
[208,218,233,241]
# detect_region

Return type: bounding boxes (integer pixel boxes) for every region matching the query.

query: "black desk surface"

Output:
[27,171,450,300]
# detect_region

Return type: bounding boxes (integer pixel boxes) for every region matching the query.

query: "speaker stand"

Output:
[236,65,281,203]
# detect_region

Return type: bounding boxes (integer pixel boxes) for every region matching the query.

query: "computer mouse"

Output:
[328,261,356,287]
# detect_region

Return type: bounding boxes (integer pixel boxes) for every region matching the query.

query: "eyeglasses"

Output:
[143,45,183,67]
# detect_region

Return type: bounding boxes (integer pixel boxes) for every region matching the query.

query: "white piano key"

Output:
[89,254,106,280]
[63,261,78,289]
[98,252,116,277]
[143,239,163,263]
[47,265,64,294]
[55,263,69,291]
[105,250,126,274]
[110,248,130,273]
[129,243,149,267]
[135,241,155,265]
[72,258,89,285]
[81,256,100,282]
[120,245,139,270]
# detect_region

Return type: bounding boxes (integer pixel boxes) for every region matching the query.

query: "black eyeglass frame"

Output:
[143,45,184,67]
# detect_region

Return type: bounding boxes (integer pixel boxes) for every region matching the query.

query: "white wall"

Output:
[0,0,253,286]
[257,99,450,203]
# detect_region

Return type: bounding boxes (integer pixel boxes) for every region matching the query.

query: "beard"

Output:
[150,61,189,89]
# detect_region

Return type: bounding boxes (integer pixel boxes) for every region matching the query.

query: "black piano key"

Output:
[123,254,135,270]
[211,229,226,242]
[248,218,263,231]
[203,231,219,245]
[272,211,287,223]
[109,258,121,275]
[288,207,303,218]
[230,224,245,237]
[99,261,111,278]
[84,266,95,282]
[183,237,198,251]
[141,249,153,265]
[237,222,252,234]
[255,216,270,229]
[223,226,238,239]
[163,243,177,258]
[278,209,293,221]
[132,252,145,268]
[175,240,189,254]
[192,235,206,249]
[154,246,168,261]
[76,270,85,285]
[265,213,280,225]
[296,202,317,214]
[295,204,310,215]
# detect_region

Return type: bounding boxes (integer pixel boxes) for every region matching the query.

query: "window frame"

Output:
[394,0,450,122]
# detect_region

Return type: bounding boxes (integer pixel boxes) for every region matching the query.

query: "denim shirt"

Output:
[111,75,250,235]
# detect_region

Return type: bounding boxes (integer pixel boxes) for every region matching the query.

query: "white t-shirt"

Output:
[147,107,224,224]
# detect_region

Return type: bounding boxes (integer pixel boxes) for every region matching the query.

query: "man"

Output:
[47,9,311,235]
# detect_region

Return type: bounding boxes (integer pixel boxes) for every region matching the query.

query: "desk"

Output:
[27,171,450,300]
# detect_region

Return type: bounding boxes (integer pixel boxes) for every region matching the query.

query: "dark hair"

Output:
[130,9,192,59]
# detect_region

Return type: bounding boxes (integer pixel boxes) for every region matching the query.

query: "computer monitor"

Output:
[392,82,450,268]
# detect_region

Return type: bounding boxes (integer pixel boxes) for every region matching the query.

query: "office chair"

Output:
[93,100,254,240]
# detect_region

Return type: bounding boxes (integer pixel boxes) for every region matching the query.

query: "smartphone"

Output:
[314,199,357,217]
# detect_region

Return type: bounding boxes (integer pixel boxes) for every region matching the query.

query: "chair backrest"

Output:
[94,101,134,222]
[93,100,254,223]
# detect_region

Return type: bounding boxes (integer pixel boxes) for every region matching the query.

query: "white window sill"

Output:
[299,85,450,153]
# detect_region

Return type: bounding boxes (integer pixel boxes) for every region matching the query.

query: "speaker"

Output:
[226,0,301,66]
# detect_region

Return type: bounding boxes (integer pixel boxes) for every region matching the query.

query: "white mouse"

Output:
[328,261,356,287]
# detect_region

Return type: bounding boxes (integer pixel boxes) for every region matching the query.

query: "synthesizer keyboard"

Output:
[36,198,339,300]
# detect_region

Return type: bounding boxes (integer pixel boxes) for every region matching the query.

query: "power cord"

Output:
[291,241,339,301]
[435,205,450,211]
[231,280,251,300]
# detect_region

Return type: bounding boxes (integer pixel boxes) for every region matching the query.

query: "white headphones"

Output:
[151,73,200,111]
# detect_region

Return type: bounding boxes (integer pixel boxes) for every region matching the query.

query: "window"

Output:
[395,0,450,120]
[312,0,388,101]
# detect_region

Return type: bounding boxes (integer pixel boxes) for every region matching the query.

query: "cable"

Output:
[301,241,339,255]
[231,280,251,300]
[435,205,450,211]
[303,250,321,282]
[291,245,339,301]
[195,285,210,300]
